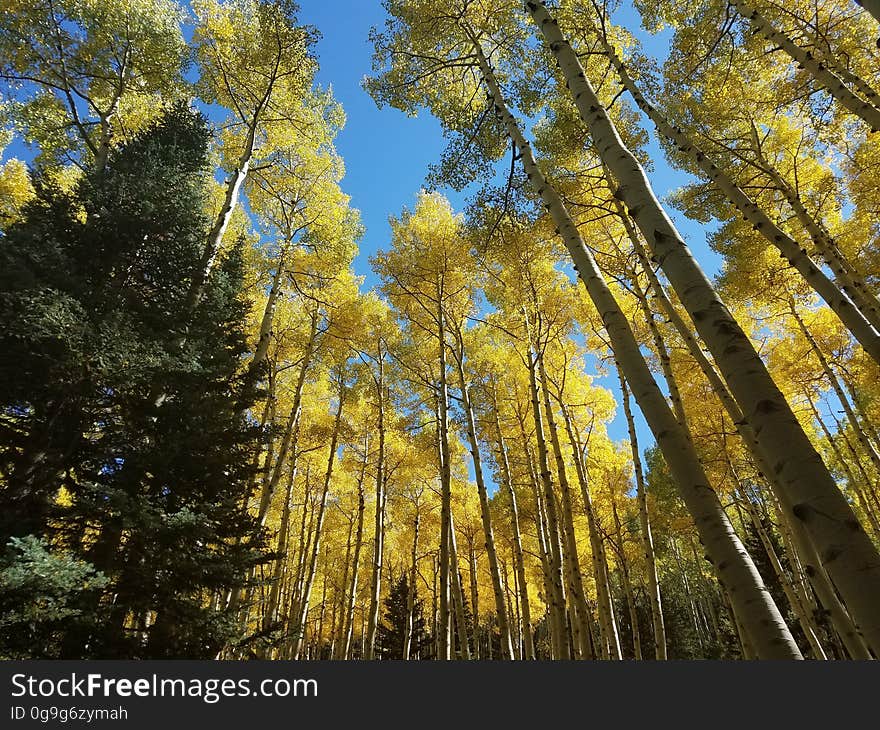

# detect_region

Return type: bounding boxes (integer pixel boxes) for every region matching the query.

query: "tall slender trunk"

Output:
[720,582,755,659]
[609,492,643,660]
[491,391,536,660]
[448,513,471,660]
[789,299,880,478]
[453,334,514,658]
[528,3,879,655]
[248,239,293,379]
[615,365,667,659]
[635,221,869,657]
[290,384,345,659]
[841,374,880,451]
[558,403,621,660]
[629,273,691,431]
[365,352,387,660]
[333,515,354,658]
[737,488,828,659]
[730,0,880,131]
[525,348,571,659]
[261,467,296,643]
[471,31,799,658]
[257,312,318,525]
[186,82,275,316]
[338,435,369,660]
[770,480,871,659]
[807,395,880,540]
[402,508,420,660]
[537,353,595,659]
[503,560,520,659]
[520,430,557,656]
[747,134,880,334]
[468,541,480,659]
[600,39,880,361]
[436,293,453,661]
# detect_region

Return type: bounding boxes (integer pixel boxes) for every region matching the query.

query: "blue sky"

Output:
[299,2,723,285]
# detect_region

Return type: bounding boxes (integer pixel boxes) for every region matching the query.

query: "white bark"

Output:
[529,2,880,655]
[472,28,801,659]
[615,364,667,660]
[453,336,515,659]
[730,0,880,131]
[599,39,880,363]
[491,394,536,660]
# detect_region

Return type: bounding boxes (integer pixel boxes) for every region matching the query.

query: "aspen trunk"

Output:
[403,509,420,660]
[789,300,880,477]
[290,387,344,659]
[261,467,296,641]
[468,543,480,659]
[525,349,571,659]
[333,514,354,658]
[472,35,799,657]
[721,584,755,659]
[537,354,595,660]
[747,137,880,334]
[601,550,623,659]
[842,375,880,451]
[823,413,880,539]
[633,222,869,657]
[453,336,514,658]
[448,514,471,660]
[186,92,272,315]
[248,239,292,379]
[738,491,828,659]
[631,277,690,430]
[365,353,387,660]
[615,365,667,659]
[503,560,521,659]
[521,436,558,656]
[559,403,622,660]
[528,3,880,655]
[610,492,643,660]
[730,0,880,131]
[599,39,880,362]
[338,439,368,660]
[257,313,318,525]
[492,394,536,660]
[436,295,453,661]
[516,409,557,653]
[295,467,318,604]
[771,484,871,659]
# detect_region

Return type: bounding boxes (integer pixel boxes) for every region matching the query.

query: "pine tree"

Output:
[376,574,432,660]
[0,103,270,658]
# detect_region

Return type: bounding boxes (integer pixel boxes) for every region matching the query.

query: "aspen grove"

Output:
[2,0,880,660]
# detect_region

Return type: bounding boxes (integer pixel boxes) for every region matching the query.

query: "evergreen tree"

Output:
[0,103,270,659]
[376,574,432,660]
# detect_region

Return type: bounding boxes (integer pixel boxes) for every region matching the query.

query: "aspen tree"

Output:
[465,34,798,658]
[0,0,186,170]
[729,0,880,131]
[190,0,318,304]
[490,385,536,659]
[616,365,667,659]
[527,1,880,653]
[290,375,346,659]
[597,36,880,363]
